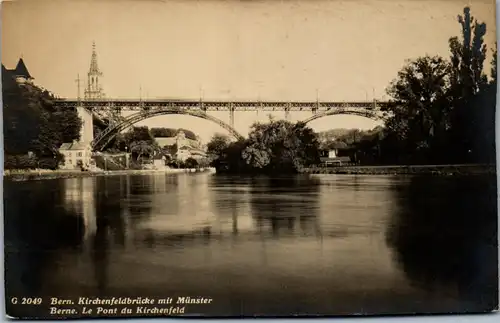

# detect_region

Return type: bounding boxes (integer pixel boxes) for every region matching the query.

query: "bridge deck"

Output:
[54,98,391,111]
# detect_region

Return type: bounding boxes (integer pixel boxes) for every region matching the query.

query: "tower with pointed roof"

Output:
[84,42,105,100]
[3,58,34,85]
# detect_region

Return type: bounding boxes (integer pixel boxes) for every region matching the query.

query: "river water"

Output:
[4,173,498,317]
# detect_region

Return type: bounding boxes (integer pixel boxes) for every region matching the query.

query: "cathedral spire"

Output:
[89,41,102,76]
[84,41,104,100]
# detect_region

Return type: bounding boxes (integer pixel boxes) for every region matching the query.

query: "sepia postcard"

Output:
[2,0,498,319]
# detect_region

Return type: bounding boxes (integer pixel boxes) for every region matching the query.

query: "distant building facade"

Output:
[155,130,207,162]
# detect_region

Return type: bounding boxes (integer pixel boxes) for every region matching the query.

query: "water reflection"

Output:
[4,180,85,296]
[62,178,97,242]
[4,173,498,315]
[248,176,322,238]
[385,175,498,312]
[127,174,216,248]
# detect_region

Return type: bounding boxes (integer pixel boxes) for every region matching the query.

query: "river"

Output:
[4,173,498,317]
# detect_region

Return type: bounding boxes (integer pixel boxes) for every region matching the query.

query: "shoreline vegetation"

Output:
[299,164,496,176]
[3,164,495,182]
[3,167,216,182]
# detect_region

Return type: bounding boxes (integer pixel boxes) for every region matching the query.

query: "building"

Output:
[2,58,34,85]
[319,142,353,166]
[59,142,93,170]
[84,41,105,100]
[155,130,207,162]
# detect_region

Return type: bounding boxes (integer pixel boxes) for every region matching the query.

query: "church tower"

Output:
[84,41,104,100]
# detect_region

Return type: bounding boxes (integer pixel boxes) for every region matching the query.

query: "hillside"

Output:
[317,129,354,142]
[150,128,198,140]
[318,126,384,148]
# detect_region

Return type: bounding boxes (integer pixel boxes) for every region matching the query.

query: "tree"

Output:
[179,128,197,140]
[447,7,491,163]
[206,133,231,159]
[150,127,177,138]
[491,43,497,83]
[124,126,155,145]
[150,127,198,140]
[106,133,128,152]
[32,103,82,156]
[197,157,211,168]
[242,119,320,172]
[163,143,177,157]
[216,139,249,172]
[129,140,155,161]
[2,78,82,158]
[3,85,44,155]
[449,7,488,97]
[184,157,198,168]
[121,126,160,160]
[385,55,452,163]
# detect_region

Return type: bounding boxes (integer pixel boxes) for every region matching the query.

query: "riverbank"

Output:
[3,167,216,182]
[299,164,496,175]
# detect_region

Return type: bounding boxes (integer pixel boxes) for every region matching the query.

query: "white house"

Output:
[59,142,93,170]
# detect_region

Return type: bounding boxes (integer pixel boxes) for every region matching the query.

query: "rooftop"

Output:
[60,142,89,151]
[14,58,32,79]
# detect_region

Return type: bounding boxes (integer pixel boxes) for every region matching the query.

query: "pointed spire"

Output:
[89,41,102,76]
[15,58,32,79]
[84,41,105,100]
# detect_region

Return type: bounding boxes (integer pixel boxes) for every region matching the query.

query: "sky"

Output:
[1,0,497,143]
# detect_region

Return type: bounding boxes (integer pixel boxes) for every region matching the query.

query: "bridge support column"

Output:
[229,104,235,128]
[285,103,291,121]
[312,101,320,115]
[76,104,94,144]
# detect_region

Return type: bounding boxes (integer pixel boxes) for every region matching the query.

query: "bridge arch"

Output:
[92,108,245,151]
[302,109,388,125]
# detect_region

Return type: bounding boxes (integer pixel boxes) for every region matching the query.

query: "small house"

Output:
[320,142,353,166]
[59,142,93,170]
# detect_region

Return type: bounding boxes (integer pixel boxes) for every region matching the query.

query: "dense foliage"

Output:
[106,126,159,161]
[206,133,232,159]
[208,119,321,174]
[3,77,82,169]
[387,7,495,164]
[336,6,496,165]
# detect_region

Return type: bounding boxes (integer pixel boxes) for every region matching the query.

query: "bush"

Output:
[17,155,38,169]
[38,157,59,170]
[4,155,18,170]
[184,157,198,168]
[4,154,64,170]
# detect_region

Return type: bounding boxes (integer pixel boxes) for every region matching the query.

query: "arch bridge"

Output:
[53,98,391,151]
